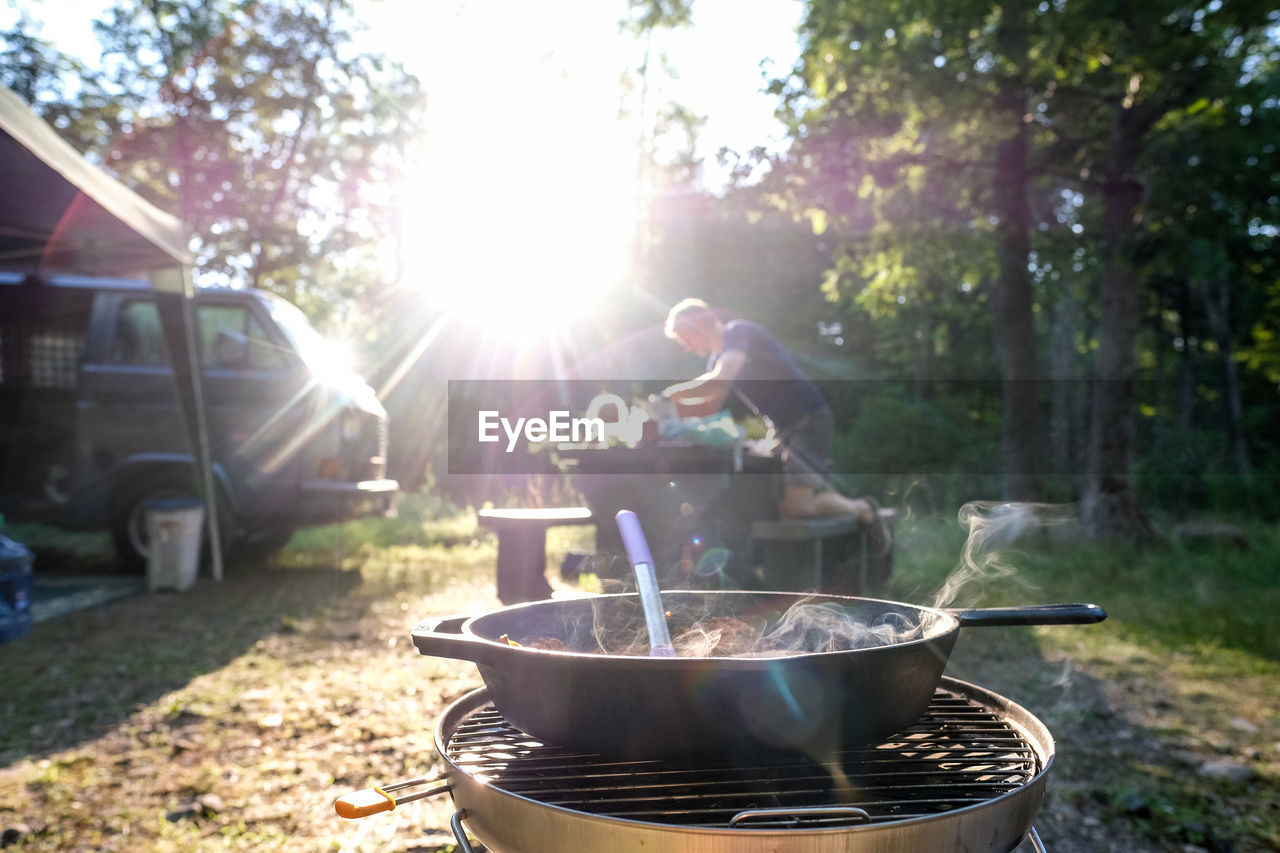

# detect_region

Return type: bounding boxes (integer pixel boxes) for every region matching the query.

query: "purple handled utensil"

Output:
[615,510,675,657]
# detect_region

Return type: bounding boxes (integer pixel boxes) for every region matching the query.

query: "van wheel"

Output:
[110,478,236,571]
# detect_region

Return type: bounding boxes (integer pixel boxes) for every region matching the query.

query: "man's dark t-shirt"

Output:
[709,320,829,431]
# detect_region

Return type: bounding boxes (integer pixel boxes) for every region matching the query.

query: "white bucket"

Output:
[144,499,205,592]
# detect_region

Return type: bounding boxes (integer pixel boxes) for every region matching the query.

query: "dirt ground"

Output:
[0,544,1277,852]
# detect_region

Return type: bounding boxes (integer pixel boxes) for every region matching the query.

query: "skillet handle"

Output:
[412,614,498,664]
[952,603,1107,627]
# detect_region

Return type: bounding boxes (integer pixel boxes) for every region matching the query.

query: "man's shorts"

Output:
[776,408,835,491]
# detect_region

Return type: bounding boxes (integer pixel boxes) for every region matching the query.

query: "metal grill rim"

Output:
[442,686,1043,829]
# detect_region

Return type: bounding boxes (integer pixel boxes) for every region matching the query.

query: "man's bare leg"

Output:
[778,486,891,560]
[778,485,875,525]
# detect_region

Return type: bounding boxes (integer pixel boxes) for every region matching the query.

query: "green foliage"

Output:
[0,13,97,106]
[834,386,986,471]
[728,0,1278,519]
[622,0,694,34]
[827,384,1002,511]
[622,0,1279,519]
[1,1,425,326]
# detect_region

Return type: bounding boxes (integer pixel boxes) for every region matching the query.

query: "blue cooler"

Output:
[0,533,34,643]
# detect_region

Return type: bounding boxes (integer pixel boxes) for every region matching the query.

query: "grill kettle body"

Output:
[434,680,1055,853]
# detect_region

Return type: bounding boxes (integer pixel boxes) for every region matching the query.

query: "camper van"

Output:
[0,272,397,565]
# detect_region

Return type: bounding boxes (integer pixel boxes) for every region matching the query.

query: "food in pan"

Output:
[523,615,774,658]
[672,615,765,657]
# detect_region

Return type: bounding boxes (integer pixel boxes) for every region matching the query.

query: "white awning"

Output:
[0,86,193,286]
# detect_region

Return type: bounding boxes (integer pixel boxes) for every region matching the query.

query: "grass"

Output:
[884,513,1280,664]
[0,501,1276,851]
[0,499,596,852]
[881,512,1280,852]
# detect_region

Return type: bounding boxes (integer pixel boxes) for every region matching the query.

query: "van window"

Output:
[110,300,168,366]
[197,304,286,371]
[108,300,287,371]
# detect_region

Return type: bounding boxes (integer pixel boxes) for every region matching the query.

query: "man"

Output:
[661,298,889,552]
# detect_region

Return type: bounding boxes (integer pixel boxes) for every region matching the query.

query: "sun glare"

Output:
[401,138,639,348]
[392,0,643,350]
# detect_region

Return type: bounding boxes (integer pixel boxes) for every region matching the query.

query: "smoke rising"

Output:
[932,501,1078,609]
[756,601,923,654]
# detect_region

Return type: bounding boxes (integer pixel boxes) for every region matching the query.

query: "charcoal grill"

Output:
[339,676,1055,852]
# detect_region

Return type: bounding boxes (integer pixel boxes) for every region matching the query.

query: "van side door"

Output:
[78,291,187,478]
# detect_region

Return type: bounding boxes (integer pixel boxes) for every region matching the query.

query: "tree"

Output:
[746,0,1280,532]
[3,0,424,324]
[1038,0,1278,538]
[1134,57,1280,514]
[0,14,96,107]
[756,0,1059,502]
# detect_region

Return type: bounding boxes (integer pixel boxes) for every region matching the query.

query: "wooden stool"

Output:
[477,508,594,605]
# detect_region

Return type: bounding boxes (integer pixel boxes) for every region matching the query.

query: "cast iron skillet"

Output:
[412,591,1104,760]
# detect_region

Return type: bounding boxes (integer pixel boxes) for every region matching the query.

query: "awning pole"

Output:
[152,265,224,581]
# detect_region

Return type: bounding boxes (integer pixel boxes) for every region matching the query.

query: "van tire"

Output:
[109,476,236,572]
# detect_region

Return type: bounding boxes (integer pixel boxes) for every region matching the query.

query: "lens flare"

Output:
[694,546,733,577]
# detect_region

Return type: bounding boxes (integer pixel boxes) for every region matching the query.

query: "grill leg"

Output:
[449,810,476,853]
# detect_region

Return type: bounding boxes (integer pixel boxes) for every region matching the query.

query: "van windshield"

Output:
[255,291,383,414]
[253,291,346,376]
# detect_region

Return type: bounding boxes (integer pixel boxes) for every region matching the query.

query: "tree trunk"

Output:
[992,0,1042,503]
[1049,290,1082,491]
[914,310,935,401]
[1081,103,1156,542]
[1174,279,1196,518]
[1197,266,1253,479]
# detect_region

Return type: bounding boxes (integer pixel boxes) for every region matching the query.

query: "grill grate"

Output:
[445,687,1041,829]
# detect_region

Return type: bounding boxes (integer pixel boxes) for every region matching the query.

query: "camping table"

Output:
[553,441,782,584]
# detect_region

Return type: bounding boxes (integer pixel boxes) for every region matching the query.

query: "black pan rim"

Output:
[456,589,962,665]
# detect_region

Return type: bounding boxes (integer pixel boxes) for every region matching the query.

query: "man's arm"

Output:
[660,349,746,415]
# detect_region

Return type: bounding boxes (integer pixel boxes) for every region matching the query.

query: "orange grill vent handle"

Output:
[336,786,396,819]
[335,775,451,819]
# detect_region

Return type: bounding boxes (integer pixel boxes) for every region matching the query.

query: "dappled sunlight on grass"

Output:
[0,507,513,851]
[1024,533,1280,666]
[283,493,482,561]
[3,505,1277,850]
[0,499,617,851]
